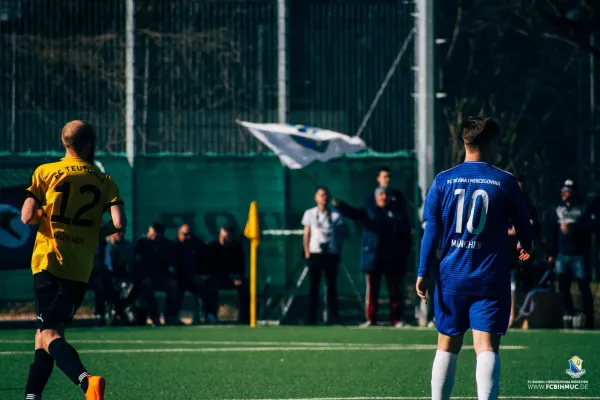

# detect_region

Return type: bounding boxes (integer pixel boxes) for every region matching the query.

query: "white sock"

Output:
[431,349,458,400]
[476,351,501,400]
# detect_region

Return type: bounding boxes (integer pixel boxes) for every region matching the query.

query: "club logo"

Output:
[566,356,586,379]
[289,125,330,153]
[0,204,30,249]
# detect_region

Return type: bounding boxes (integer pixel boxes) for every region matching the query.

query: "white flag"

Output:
[237,120,367,169]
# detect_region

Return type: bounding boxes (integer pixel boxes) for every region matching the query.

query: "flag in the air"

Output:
[244,200,260,245]
[237,120,367,169]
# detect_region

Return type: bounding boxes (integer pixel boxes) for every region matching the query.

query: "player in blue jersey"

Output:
[416,117,532,400]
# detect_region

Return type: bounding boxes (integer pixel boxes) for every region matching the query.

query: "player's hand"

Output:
[416,276,429,304]
[547,256,554,263]
[518,249,531,261]
[332,198,340,207]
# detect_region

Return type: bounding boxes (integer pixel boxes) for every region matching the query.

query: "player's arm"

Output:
[417,178,442,303]
[418,179,441,278]
[21,167,46,225]
[21,197,43,225]
[100,204,126,238]
[508,178,533,255]
[99,178,126,238]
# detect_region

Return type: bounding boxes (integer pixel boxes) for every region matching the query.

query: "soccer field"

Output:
[0,326,598,400]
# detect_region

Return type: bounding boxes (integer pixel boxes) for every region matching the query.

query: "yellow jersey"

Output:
[26,157,123,283]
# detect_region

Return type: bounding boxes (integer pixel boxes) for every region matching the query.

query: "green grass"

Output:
[0,326,598,399]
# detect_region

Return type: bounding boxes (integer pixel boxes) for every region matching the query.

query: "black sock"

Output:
[47,338,89,393]
[24,349,54,399]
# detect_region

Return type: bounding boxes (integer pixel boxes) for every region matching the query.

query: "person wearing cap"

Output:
[548,179,594,329]
[333,187,412,328]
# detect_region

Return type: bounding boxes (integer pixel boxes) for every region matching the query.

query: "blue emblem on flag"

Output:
[289,125,330,153]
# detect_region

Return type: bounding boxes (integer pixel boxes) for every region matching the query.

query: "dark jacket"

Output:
[134,236,175,278]
[364,187,408,216]
[336,200,412,273]
[174,235,207,278]
[105,238,134,278]
[206,239,245,281]
[549,202,591,257]
[508,196,539,267]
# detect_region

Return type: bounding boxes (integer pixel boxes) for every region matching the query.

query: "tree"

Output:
[437,0,591,237]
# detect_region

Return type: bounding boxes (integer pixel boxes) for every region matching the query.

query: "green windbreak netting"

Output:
[0,154,417,300]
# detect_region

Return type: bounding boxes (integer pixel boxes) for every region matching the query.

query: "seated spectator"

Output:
[90,238,118,326]
[127,222,179,326]
[207,225,249,324]
[174,223,218,323]
[105,231,134,281]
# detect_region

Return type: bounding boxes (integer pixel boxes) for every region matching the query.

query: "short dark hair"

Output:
[378,166,390,175]
[462,117,500,148]
[150,222,165,235]
[315,186,329,194]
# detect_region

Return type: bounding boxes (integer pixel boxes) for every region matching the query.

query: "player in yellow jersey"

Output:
[21,120,126,400]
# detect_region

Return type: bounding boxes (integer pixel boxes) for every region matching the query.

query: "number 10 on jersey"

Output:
[454,189,489,234]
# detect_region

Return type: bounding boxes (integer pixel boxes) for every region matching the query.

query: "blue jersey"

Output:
[418,162,532,296]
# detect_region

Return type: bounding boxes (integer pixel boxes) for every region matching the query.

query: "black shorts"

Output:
[34,270,87,331]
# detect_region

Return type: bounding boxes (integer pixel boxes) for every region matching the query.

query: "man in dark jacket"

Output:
[547,179,594,329]
[365,166,408,215]
[173,224,218,324]
[507,177,540,326]
[206,225,249,324]
[132,222,179,326]
[334,187,412,327]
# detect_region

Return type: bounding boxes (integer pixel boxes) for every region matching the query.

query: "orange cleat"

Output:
[85,376,106,400]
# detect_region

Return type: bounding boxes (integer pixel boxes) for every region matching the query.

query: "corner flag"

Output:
[244,201,260,327]
[244,201,260,245]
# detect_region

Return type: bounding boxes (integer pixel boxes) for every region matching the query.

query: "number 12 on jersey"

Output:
[454,189,489,234]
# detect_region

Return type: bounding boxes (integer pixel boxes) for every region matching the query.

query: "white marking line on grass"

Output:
[0,340,351,346]
[0,344,527,355]
[559,329,600,334]
[0,340,527,350]
[224,397,600,400]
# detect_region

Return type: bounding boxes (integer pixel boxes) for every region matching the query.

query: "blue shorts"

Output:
[434,290,511,337]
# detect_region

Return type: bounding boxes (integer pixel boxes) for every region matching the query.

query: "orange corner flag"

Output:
[244,201,260,245]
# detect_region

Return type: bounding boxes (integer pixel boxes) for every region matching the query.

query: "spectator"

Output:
[334,187,412,328]
[206,225,249,324]
[301,186,346,325]
[508,176,540,326]
[132,222,179,326]
[103,231,135,324]
[548,179,595,329]
[105,231,134,280]
[174,223,217,324]
[90,239,115,326]
[366,166,408,216]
